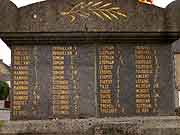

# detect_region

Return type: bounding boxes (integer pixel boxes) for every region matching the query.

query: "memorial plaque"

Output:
[11,43,175,119]
[52,46,80,117]
[12,47,31,119]
[51,46,96,118]
[12,46,52,119]
[97,46,126,116]
[135,46,160,114]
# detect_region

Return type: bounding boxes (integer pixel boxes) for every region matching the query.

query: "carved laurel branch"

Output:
[61,1,127,23]
[138,0,152,4]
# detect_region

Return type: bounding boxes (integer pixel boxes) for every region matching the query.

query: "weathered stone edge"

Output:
[0,116,179,134]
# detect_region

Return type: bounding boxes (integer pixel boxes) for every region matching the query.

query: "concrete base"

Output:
[0,116,180,135]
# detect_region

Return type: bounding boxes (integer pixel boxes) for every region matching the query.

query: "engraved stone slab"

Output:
[11,43,175,120]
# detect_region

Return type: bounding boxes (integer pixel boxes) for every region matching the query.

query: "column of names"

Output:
[98,47,117,113]
[12,47,30,116]
[52,46,79,116]
[135,46,153,113]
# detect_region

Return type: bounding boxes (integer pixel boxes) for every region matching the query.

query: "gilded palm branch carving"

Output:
[138,0,152,4]
[61,1,127,23]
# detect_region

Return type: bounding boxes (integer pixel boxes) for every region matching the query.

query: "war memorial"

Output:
[0,0,180,134]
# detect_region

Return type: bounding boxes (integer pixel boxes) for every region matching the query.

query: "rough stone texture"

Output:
[166,0,180,31]
[0,0,18,32]
[17,0,166,32]
[0,116,180,135]
[0,0,180,32]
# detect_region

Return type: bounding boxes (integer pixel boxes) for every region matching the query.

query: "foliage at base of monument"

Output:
[0,81,9,100]
[0,120,4,129]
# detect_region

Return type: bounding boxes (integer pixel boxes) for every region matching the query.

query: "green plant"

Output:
[0,81,9,100]
[0,120,4,128]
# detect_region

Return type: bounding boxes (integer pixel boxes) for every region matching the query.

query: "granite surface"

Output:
[0,0,179,32]
[10,41,176,120]
[0,116,180,135]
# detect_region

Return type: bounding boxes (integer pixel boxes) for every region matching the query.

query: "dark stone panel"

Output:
[158,45,175,115]
[78,46,96,117]
[34,46,52,119]
[119,46,136,115]
[26,46,35,119]
[49,45,96,118]
[11,45,52,120]
[11,46,34,120]
[11,43,175,120]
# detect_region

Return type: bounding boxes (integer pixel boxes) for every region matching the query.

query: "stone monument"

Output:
[1,0,180,120]
[0,0,180,134]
